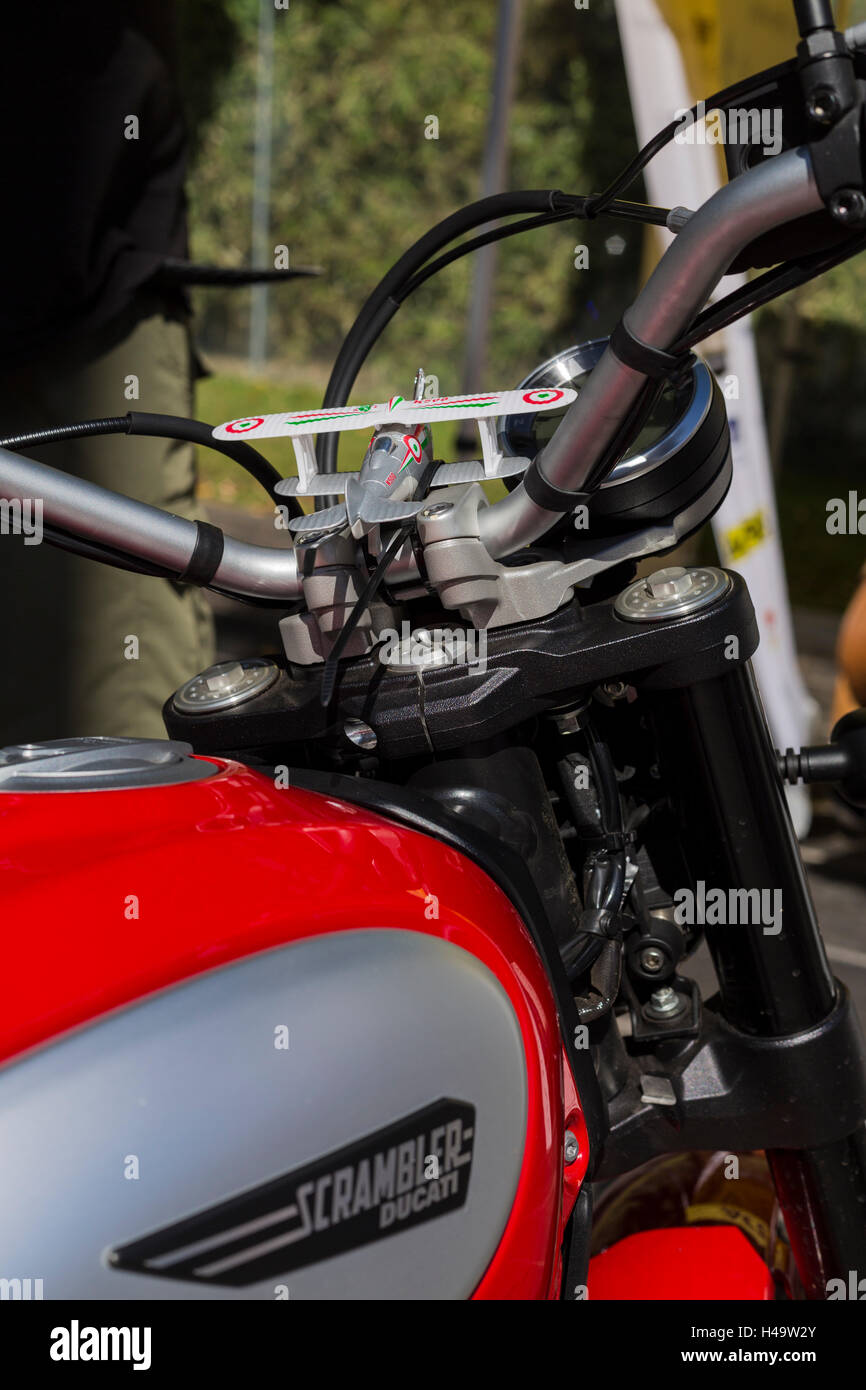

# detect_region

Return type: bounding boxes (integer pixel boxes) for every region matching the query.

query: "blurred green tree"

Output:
[181,0,643,391]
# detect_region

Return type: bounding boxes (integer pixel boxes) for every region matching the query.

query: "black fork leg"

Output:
[648,663,866,1298]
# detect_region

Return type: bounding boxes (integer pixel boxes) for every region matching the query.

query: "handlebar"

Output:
[478,145,822,559]
[0,144,831,603]
[0,448,301,602]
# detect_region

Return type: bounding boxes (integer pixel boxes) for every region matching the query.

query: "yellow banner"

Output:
[656,0,852,96]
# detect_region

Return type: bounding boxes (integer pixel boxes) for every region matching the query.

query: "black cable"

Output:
[0,417,129,449]
[552,233,866,499]
[403,210,578,296]
[563,722,628,984]
[315,55,800,461]
[584,56,796,217]
[675,229,866,350]
[584,123,683,219]
[581,377,666,494]
[40,522,300,609]
[402,199,673,299]
[315,190,673,478]
[319,523,413,708]
[41,524,181,581]
[126,412,294,511]
[316,191,564,472]
[313,48,819,488]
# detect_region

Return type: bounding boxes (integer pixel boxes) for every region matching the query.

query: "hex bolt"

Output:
[829,189,866,226]
[644,985,687,1021]
[420,502,453,520]
[806,87,840,125]
[640,947,665,973]
[602,680,629,700]
[645,566,694,601]
[205,662,245,694]
[564,1130,579,1164]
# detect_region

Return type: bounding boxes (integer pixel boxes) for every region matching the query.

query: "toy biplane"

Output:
[213,381,577,542]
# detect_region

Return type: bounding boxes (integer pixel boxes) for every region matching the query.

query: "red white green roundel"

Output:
[225,416,265,434]
[521,389,566,406]
[400,433,425,470]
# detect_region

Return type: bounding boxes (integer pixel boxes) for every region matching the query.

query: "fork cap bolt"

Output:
[806,88,840,125]
[829,189,866,225]
[640,947,665,973]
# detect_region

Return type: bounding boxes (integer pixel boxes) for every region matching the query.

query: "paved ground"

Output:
[206,516,866,1024]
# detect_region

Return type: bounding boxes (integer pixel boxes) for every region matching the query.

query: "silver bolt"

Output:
[644,986,686,1021]
[381,628,455,671]
[205,662,245,694]
[830,188,866,225]
[420,503,453,520]
[564,1130,579,1164]
[602,680,628,700]
[806,87,840,126]
[640,947,665,973]
[645,566,694,601]
[343,718,377,751]
[550,700,590,734]
[666,205,693,233]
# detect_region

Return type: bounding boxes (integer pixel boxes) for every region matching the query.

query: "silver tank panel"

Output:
[0,929,528,1299]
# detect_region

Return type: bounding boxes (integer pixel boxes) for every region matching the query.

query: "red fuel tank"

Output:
[0,739,587,1300]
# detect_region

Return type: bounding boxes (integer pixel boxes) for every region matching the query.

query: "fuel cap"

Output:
[173,658,279,713]
[0,737,214,791]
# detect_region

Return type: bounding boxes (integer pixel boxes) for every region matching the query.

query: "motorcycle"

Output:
[3,0,866,1301]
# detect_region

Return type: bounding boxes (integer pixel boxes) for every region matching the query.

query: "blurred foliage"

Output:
[181,0,644,391]
[182,0,866,611]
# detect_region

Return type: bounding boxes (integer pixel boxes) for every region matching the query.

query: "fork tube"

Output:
[646,662,866,1296]
[648,663,833,1033]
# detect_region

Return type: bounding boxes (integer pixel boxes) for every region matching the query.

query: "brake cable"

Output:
[402,198,672,299]
[675,227,866,350]
[315,190,675,478]
[315,50,810,477]
[319,522,414,707]
[559,722,632,1019]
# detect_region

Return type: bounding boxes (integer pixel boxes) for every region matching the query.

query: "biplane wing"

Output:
[212,387,575,444]
[213,386,577,526]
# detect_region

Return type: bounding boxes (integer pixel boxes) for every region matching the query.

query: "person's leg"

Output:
[832,565,866,729]
[0,297,214,743]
